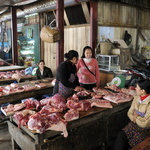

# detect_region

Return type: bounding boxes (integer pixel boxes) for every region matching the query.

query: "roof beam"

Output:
[81,2,90,23]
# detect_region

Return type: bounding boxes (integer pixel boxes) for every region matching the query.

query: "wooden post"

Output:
[90,0,98,55]
[11,7,18,65]
[56,0,64,67]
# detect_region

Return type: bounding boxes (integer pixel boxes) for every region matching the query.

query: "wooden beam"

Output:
[81,2,90,23]
[56,0,64,67]
[11,7,18,65]
[64,10,70,26]
[90,0,98,54]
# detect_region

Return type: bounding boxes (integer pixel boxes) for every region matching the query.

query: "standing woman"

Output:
[76,46,100,90]
[36,60,53,79]
[114,79,150,150]
[53,50,85,98]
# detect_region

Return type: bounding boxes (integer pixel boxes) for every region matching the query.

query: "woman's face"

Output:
[84,49,92,59]
[72,57,78,64]
[38,62,45,70]
[135,84,145,96]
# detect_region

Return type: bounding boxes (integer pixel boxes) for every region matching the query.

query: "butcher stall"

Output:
[7,101,131,150]
[0,78,54,105]
[4,86,135,150]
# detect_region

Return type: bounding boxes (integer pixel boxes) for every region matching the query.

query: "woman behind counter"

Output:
[36,60,53,79]
[76,46,100,90]
[53,50,85,98]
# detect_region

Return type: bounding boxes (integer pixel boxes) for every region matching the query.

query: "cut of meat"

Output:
[13,109,36,128]
[87,99,113,108]
[40,97,52,106]
[66,100,91,111]
[50,94,67,110]
[1,104,15,116]
[22,85,37,91]
[28,112,68,137]
[103,93,133,104]
[105,84,122,93]
[121,88,137,96]
[24,99,41,110]
[10,83,19,88]
[92,87,111,95]
[14,103,26,111]
[64,109,79,121]
[39,105,63,114]
[35,83,46,88]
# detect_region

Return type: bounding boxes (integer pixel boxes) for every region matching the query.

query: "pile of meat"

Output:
[0,82,46,96]
[1,85,136,138]
[0,70,31,80]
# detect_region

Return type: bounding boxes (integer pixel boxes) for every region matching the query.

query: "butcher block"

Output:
[7,101,131,150]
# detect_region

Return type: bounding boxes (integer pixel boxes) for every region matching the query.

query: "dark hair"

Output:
[64,50,78,60]
[137,79,150,94]
[81,46,93,58]
[38,60,45,65]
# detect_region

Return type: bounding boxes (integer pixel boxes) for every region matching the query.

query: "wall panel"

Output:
[44,25,90,75]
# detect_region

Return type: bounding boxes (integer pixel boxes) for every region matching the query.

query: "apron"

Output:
[58,73,75,98]
[123,121,150,148]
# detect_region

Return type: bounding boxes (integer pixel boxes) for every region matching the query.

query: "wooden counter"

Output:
[0,75,36,84]
[0,80,54,105]
[7,101,131,150]
[0,66,25,72]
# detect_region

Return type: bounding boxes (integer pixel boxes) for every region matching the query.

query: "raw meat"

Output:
[67,100,91,111]
[28,112,68,137]
[50,94,67,110]
[87,99,113,108]
[22,85,37,91]
[92,87,111,95]
[103,93,133,104]
[14,103,26,111]
[39,105,63,114]
[13,109,36,128]
[64,109,79,121]
[24,99,41,110]
[105,84,122,93]
[35,83,46,88]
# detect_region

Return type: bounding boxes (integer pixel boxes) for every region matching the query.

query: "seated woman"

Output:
[114,79,150,150]
[36,60,53,79]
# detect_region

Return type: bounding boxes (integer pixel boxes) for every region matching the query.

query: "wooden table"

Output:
[0,80,54,105]
[0,66,25,72]
[0,75,36,84]
[7,101,131,150]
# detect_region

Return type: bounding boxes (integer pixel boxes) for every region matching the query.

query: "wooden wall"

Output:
[44,25,90,75]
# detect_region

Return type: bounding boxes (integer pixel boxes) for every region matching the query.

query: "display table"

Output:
[0,80,54,105]
[0,66,25,71]
[0,75,36,84]
[7,101,131,150]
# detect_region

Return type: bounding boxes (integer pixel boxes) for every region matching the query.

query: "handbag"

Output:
[82,59,95,76]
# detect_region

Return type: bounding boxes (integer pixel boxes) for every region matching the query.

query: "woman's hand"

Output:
[74,86,85,92]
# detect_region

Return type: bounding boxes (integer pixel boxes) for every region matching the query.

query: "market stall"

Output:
[7,101,131,150]
[0,79,54,105]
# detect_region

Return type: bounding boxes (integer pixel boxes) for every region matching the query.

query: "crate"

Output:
[96,55,119,71]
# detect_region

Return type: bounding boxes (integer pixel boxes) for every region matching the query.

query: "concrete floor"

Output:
[0,115,12,150]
